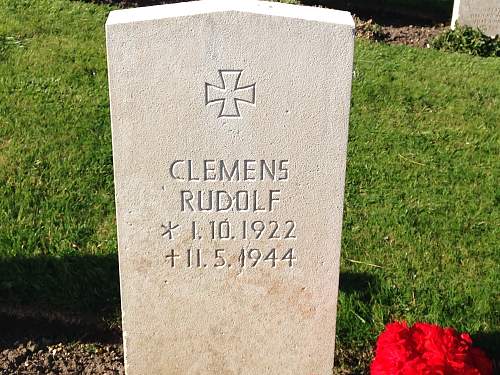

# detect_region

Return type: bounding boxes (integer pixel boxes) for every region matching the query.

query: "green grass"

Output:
[0,0,498,373]
[337,41,499,372]
[0,0,118,313]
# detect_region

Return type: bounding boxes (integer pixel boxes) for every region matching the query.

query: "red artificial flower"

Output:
[371,322,493,375]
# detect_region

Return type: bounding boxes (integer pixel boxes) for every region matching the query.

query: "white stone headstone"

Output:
[451,0,500,37]
[106,1,354,374]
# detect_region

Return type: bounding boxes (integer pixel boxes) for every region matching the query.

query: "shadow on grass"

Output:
[301,0,453,26]
[0,311,122,348]
[0,254,120,318]
[339,271,379,302]
[0,254,121,345]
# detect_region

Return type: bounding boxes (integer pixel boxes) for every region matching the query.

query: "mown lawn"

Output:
[0,0,498,373]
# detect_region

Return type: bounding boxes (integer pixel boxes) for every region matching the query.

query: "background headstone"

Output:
[451,0,500,37]
[106,1,354,374]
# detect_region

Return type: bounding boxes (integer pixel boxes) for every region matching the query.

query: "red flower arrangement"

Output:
[371,322,493,375]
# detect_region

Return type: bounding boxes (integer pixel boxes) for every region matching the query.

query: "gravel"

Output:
[0,310,124,374]
[0,342,124,375]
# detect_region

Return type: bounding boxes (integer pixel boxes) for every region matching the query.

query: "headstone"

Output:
[106,1,354,374]
[451,0,500,37]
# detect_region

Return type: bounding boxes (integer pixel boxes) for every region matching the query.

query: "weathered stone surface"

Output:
[452,0,500,37]
[106,1,354,374]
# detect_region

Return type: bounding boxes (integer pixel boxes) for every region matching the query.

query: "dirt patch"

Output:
[355,17,447,48]
[0,342,123,375]
[0,310,123,374]
[379,24,447,48]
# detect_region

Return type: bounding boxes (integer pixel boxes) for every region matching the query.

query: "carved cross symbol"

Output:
[205,70,256,118]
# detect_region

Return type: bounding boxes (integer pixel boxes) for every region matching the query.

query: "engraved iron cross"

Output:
[205,70,256,118]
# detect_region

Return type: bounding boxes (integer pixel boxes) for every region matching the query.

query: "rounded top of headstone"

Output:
[106,0,354,28]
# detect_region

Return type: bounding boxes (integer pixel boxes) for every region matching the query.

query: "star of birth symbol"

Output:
[205,70,256,118]
[161,221,180,240]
